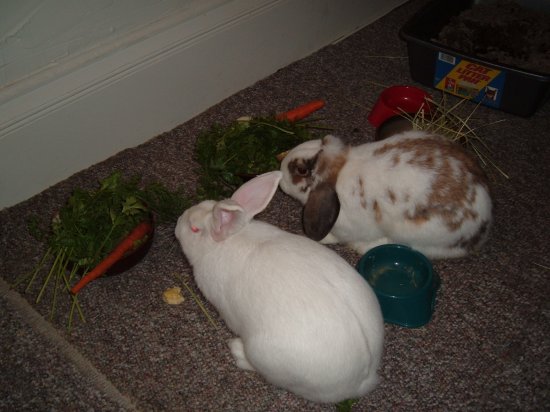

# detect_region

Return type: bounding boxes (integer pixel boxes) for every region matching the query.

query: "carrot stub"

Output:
[70,220,153,295]
[276,99,325,122]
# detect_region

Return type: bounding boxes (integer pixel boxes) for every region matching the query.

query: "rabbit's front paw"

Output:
[320,233,339,244]
[229,338,255,371]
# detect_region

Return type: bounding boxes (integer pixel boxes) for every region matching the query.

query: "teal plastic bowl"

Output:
[356,244,440,328]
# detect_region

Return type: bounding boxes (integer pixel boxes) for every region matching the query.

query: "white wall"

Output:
[0,0,228,98]
[0,0,406,209]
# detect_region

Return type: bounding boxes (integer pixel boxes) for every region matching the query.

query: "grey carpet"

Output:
[1,1,549,410]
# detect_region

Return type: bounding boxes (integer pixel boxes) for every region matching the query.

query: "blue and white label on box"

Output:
[434,52,506,108]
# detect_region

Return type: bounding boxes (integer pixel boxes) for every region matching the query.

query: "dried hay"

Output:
[400,94,509,179]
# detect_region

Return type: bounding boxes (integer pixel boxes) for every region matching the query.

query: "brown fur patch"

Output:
[374,136,486,185]
[373,200,382,223]
[375,136,488,231]
[358,177,367,209]
[315,140,348,186]
[392,154,400,166]
[387,189,396,204]
[287,154,318,192]
[453,220,490,251]
[404,206,430,225]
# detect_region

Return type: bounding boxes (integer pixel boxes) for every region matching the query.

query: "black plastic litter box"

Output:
[399,0,550,117]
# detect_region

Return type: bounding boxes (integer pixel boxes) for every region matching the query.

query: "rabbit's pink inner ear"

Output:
[231,171,282,217]
[211,203,246,242]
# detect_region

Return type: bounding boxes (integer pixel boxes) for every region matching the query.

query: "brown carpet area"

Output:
[1,1,549,410]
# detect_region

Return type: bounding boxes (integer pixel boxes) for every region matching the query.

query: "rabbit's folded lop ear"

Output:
[211,171,283,242]
[303,181,340,241]
[301,135,347,241]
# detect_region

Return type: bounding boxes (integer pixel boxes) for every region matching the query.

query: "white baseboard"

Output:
[0,0,405,209]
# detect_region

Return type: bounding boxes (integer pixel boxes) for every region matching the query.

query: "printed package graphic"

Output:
[434,52,505,108]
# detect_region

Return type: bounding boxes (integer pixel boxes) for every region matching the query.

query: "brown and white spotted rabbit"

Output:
[280,130,492,259]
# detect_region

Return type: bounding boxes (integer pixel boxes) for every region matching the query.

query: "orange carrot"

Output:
[276,99,325,122]
[70,220,153,295]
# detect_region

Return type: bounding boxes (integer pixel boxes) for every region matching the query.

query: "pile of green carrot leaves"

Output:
[195,117,324,200]
[15,171,191,329]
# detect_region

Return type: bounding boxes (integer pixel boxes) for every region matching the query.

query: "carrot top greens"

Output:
[29,171,189,269]
[195,117,324,200]
[18,171,191,329]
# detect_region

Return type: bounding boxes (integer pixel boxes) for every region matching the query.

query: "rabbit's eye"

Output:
[190,225,200,233]
[296,164,310,177]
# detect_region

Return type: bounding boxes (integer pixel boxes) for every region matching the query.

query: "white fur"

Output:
[280,131,493,259]
[175,171,384,403]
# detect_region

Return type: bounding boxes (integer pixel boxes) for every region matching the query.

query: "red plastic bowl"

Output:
[368,85,432,127]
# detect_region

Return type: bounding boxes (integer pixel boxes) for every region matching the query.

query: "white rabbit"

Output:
[279,130,492,259]
[175,171,384,404]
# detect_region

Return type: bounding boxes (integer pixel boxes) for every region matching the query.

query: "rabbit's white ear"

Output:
[211,200,247,241]
[231,171,282,217]
[211,171,282,242]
